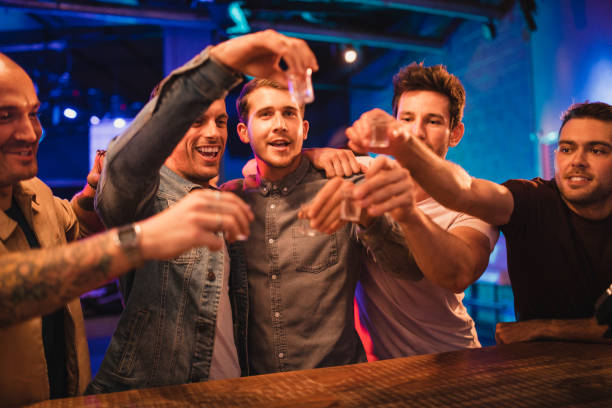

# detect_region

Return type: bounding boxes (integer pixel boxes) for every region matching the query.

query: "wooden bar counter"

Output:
[27,341,612,407]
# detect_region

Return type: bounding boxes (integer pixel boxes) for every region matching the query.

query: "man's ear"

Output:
[449,122,464,147]
[237,122,250,144]
[302,120,310,142]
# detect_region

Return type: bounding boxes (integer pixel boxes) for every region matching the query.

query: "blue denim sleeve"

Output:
[356,214,423,281]
[95,47,243,227]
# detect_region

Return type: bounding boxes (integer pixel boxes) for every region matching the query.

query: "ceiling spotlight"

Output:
[113,118,126,129]
[344,46,358,64]
[63,108,77,119]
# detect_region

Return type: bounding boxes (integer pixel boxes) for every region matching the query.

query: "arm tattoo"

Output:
[0,232,122,327]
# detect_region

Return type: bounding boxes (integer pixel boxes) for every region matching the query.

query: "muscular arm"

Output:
[496,318,612,344]
[0,231,131,327]
[397,207,493,292]
[394,135,514,227]
[346,111,515,227]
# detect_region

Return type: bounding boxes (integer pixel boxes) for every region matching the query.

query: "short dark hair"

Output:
[392,63,465,130]
[559,101,612,133]
[236,78,305,123]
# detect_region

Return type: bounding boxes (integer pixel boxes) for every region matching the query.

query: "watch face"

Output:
[117,225,139,249]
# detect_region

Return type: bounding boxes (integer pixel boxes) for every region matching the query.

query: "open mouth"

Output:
[269,140,290,149]
[566,174,593,186]
[195,145,221,160]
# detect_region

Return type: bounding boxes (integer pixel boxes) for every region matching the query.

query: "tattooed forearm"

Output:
[0,230,127,327]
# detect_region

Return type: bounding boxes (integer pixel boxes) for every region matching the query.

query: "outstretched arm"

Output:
[0,189,253,327]
[495,318,612,344]
[346,109,514,226]
[353,156,494,290]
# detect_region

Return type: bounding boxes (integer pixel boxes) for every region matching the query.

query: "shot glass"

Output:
[288,68,314,105]
[340,186,361,222]
[369,117,390,148]
[296,204,320,237]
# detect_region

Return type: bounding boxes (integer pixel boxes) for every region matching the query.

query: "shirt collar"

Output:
[257,155,311,197]
[160,165,215,193]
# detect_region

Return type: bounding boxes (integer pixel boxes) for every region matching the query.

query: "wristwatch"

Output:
[114,223,143,264]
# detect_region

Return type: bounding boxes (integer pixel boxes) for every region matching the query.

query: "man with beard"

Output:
[0,51,253,407]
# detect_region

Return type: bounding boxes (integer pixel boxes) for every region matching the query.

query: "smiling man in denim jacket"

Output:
[88,30,319,393]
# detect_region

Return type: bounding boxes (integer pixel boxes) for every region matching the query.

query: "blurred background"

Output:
[1,0,610,372]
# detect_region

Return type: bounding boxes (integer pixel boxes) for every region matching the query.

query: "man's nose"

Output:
[408,119,426,141]
[203,120,221,137]
[14,115,40,143]
[272,112,287,130]
[570,148,588,167]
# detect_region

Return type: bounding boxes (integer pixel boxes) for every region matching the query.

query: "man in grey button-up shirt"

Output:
[222,78,421,374]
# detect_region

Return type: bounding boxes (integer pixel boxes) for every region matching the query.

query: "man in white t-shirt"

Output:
[307,63,497,358]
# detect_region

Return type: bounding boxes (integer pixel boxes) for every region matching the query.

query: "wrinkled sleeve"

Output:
[53,196,80,242]
[356,214,423,281]
[95,47,243,227]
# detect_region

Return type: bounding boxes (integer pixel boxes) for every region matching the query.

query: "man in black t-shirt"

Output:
[345,101,612,344]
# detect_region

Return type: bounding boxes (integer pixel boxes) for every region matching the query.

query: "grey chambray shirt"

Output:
[222,156,420,374]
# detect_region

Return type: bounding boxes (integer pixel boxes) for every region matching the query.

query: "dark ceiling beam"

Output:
[336,0,507,22]
[0,0,217,29]
[250,21,444,53]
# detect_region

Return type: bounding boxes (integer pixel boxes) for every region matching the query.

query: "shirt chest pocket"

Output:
[291,229,339,273]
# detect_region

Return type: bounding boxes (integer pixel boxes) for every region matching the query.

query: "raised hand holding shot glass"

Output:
[288,67,314,105]
[368,116,391,148]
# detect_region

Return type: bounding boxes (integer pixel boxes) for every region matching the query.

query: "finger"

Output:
[323,218,347,234]
[306,178,343,219]
[86,173,100,189]
[354,166,400,201]
[332,158,345,178]
[315,182,352,230]
[324,163,336,178]
[215,198,253,238]
[347,152,361,174]
[345,126,369,153]
[317,196,344,231]
[367,191,413,217]
[338,152,354,177]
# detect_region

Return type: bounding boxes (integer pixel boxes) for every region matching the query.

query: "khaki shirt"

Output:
[0,178,91,407]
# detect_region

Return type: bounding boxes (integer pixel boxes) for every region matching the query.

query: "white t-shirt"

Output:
[208,244,241,380]
[356,197,499,358]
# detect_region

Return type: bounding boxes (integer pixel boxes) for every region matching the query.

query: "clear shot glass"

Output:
[288,68,314,105]
[296,204,320,237]
[369,117,390,148]
[340,187,361,222]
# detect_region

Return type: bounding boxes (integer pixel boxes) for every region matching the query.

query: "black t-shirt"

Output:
[4,199,68,399]
[501,178,612,321]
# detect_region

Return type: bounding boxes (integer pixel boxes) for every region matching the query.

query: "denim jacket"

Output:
[88,48,247,393]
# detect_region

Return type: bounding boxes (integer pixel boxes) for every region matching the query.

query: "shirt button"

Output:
[271,274,277,280]
[207,271,215,282]
[270,204,275,209]
[274,312,280,318]
[278,352,284,359]
[268,238,274,244]
[282,187,288,193]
